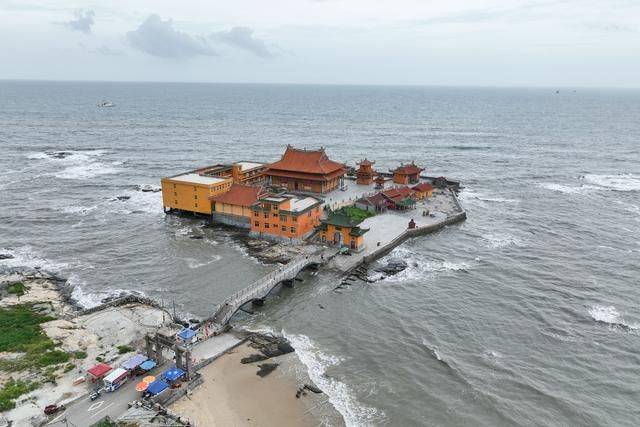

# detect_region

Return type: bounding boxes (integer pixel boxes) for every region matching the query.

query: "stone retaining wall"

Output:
[211,212,251,229]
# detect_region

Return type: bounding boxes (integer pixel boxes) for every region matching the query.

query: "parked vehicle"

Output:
[103,367,129,392]
[44,404,65,415]
[89,389,101,401]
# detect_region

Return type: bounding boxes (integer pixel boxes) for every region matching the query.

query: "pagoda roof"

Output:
[412,182,434,192]
[358,158,375,166]
[382,186,415,201]
[267,145,346,176]
[209,184,266,207]
[393,162,423,175]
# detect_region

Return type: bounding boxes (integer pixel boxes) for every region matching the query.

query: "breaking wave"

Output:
[380,247,475,283]
[458,189,519,204]
[482,233,522,249]
[0,245,69,273]
[538,183,589,194]
[583,174,640,192]
[27,149,121,180]
[283,332,386,427]
[589,305,639,331]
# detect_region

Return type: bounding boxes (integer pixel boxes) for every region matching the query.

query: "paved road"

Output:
[46,370,154,426]
[45,334,241,426]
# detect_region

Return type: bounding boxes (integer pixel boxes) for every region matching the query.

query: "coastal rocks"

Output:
[0,253,14,260]
[375,258,408,275]
[114,195,131,201]
[241,354,268,364]
[295,383,323,398]
[256,363,279,377]
[45,151,73,159]
[136,184,161,193]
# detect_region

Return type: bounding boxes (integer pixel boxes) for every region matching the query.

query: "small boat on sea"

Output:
[97,100,115,107]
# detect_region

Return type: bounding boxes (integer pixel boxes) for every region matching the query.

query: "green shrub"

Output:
[63,363,75,373]
[0,379,39,411]
[116,345,133,354]
[0,305,54,352]
[7,282,29,297]
[73,351,88,359]
[338,206,375,222]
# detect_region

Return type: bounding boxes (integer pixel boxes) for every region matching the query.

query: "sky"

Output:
[0,0,639,87]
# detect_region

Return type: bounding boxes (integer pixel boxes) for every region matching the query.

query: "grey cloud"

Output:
[93,45,125,56]
[126,14,216,58]
[210,27,275,58]
[64,9,95,34]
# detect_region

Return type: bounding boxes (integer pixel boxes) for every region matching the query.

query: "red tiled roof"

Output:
[209,184,265,207]
[366,193,387,206]
[412,183,433,192]
[267,146,346,176]
[382,186,415,201]
[88,363,112,378]
[266,168,345,182]
[393,163,423,175]
[358,159,375,166]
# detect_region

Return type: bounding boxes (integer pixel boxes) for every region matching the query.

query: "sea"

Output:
[1,81,639,426]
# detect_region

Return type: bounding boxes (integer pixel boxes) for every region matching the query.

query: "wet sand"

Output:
[171,343,322,426]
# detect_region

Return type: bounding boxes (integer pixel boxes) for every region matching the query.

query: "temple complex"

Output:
[250,194,323,240]
[265,146,346,193]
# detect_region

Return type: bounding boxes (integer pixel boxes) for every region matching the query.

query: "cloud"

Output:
[93,45,125,56]
[126,14,216,58]
[64,9,95,34]
[210,26,275,58]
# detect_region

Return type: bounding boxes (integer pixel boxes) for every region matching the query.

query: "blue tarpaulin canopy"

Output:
[122,354,147,371]
[177,328,197,341]
[139,360,156,371]
[147,379,169,395]
[163,367,186,382]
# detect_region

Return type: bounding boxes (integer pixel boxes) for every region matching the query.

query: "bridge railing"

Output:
[211,254,322,325]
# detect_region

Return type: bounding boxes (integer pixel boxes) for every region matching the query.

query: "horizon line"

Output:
[0,78,638,91]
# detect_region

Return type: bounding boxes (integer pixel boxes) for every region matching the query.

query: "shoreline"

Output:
[171,341,343,426]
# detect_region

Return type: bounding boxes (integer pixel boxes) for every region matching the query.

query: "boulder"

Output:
[304,383,323,394]
[256,363,279,377]
[0,253,14,260]
[241,354,268,364]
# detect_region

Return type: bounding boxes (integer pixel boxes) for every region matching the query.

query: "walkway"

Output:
[206,252,326,332]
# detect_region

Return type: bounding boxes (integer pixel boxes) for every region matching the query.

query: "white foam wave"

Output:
[589,305,640,331]
[283,332,385,427]
[482,233,522,249]
[110,189,163,215]
[380,247,474,283]
[584,174,640,192]
[68,275,104,308]
[538,182,588,194]
[0,246,69,273]
[185,255,222,269]
[458,189,519,204]
[54,162,121,180]
[60,205,98,216]
[27,149,120,180]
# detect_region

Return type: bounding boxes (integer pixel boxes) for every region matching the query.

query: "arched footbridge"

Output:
[205,252,327,334]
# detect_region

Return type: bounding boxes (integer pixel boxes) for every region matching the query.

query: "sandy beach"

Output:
[171,343,331,426]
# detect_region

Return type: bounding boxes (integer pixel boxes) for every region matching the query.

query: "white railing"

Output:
[211,253,322,325]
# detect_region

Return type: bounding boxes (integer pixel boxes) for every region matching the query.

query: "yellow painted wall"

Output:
[214,202,252,217]
[320,224,365,250]
[161,177,232,215]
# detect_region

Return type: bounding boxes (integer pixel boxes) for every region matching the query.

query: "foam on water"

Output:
[185,255,222,269]
[583,174,640,192]
[283,331,386,427]
[380,247,474,284]
[0,245,69,273]
[60,205,99,216]
[589,305,640,331]
[538,183,588,194]
[482,233,522,249]
[458,189,519,204]
[28,150,121,180]
[109,189,163,215]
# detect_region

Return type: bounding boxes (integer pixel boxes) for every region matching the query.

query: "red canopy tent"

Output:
[87,363,112,382]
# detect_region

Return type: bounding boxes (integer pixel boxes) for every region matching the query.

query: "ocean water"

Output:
[1,81,640,426]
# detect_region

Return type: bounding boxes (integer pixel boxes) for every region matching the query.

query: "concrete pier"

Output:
[328,187,466,272]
